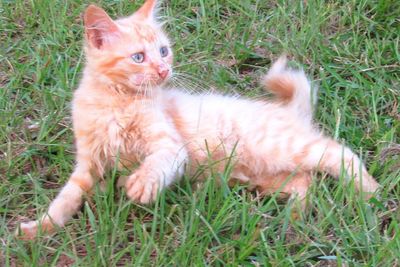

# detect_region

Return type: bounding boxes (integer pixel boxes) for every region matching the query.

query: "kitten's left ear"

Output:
[133,0,157,21]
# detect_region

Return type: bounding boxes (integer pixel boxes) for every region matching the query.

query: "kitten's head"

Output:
[83,0,172,90]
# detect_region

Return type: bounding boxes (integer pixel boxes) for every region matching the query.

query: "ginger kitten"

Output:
[17,0,379,239]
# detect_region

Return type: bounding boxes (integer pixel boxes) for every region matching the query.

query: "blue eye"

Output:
[131,52,144,63]
[160,46,168,57]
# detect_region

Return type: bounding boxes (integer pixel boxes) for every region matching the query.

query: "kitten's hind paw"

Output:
[125,173,159,204]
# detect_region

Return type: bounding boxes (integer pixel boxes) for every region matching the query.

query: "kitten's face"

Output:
[84,1,172,91]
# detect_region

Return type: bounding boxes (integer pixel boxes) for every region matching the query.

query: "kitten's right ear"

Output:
[84,5,120,49]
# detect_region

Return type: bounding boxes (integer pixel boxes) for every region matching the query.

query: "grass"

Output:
[1,0,399,265]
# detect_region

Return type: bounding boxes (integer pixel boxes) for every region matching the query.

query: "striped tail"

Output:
[262,56,316,122]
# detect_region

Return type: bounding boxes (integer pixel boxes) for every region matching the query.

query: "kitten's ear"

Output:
[134,0,157,20]
[84,5,120,49]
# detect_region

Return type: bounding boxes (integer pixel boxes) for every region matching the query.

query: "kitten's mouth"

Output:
[129,74,170,88]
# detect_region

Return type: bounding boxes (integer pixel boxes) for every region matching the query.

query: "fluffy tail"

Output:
[262,56,316,122]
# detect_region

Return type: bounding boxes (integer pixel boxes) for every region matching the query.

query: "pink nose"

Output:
[158,69,169,79]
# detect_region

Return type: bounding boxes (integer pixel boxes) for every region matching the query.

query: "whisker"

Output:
[174,72,213,89]
[169,74,210,95]
[173,78,202,95]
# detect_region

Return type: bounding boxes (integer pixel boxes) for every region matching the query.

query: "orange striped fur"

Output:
[17,1,379,239]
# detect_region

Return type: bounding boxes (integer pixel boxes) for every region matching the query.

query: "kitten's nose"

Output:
[158,69,169,80]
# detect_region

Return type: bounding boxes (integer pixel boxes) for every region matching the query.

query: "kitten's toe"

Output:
[126,174,159,204]
[16,219,55,240]
[358,173,380,200]
[126,176,144,200]
[16,221,39,240]
[140,180,158,203]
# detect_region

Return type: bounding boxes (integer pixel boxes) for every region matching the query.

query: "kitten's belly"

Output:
[164,90,287,179]
[165,88,317,182]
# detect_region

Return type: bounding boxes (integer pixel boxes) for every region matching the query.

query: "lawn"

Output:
[1,0,399,266]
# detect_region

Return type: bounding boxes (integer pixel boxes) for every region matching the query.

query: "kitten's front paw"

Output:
[15,218,55,240]
[15,221,39,240]
[125,173,159,204]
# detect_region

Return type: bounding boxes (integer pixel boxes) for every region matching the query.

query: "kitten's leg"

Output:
[257,172,311,216]
[293,137,379,195]
[125,145,188,204]
[17,157,96,239]
[284,173,312,219]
